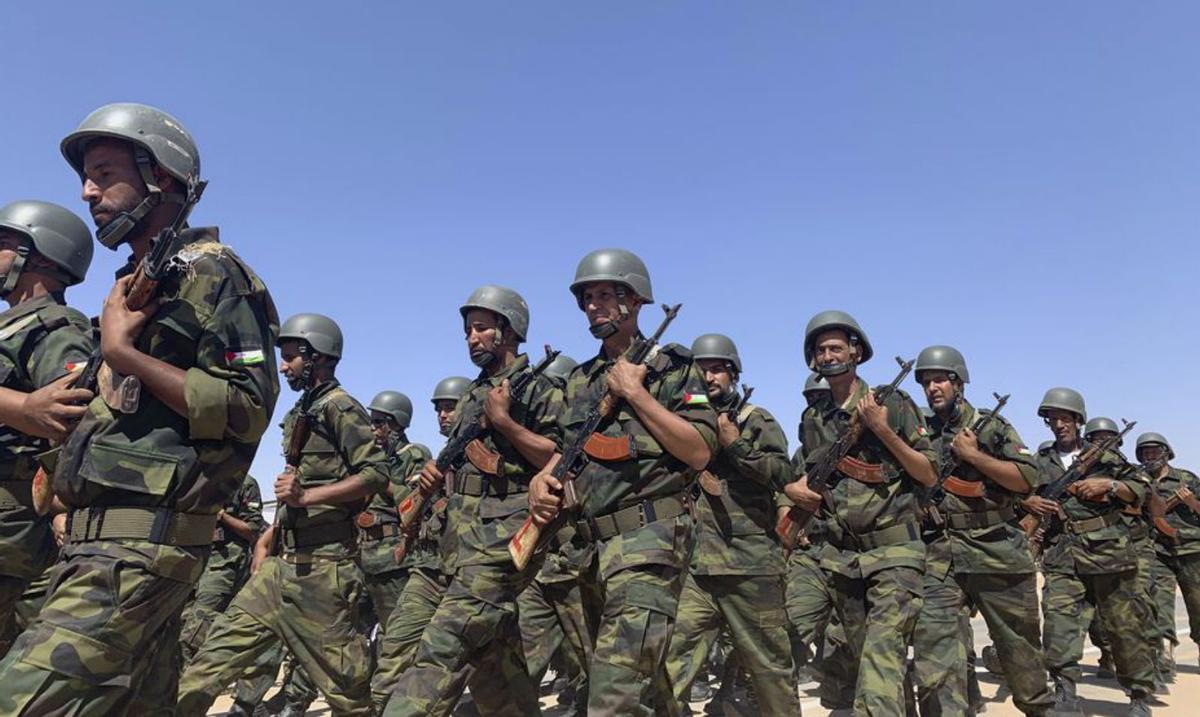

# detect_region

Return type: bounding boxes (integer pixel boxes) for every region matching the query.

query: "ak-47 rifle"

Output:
[32,179,208,516]
[927,392,1011,505]
[269,392,314,556]
[509,304,683,570]
[1146,467,1200,543]
[774,356,915,551]
[1020,418,1136,557]
[396,346,561,529]
[697,384,754,497]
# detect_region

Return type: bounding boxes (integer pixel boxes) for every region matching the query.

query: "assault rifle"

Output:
[269,392,314,556]
[396,345,560,529]
[928,392,1011,505]
[1146,468,1200,543]
[698,384,754,497]
[1021,418,1136,557]
[509,304,682,570]
[32,179,208,516]
[774,356,915,550]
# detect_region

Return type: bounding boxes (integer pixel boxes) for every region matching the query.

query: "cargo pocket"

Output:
[606,574,678,677]
[78,440,180,497]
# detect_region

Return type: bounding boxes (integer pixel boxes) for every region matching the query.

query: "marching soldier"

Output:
[177,313,388,716]
[372,376,468,710]
[387,286,562,716]
[1140,432,1200,682]
[0,201,95,659]
[529,249,717,716]
[1029,387,1155,716]
[0,103,279,714]
[782,310,938,716]
[908,345,1054,716]
[663,333,800,715]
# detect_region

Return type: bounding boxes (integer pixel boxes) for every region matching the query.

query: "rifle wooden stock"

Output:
[776,505,808,551]
[398,486,431,529]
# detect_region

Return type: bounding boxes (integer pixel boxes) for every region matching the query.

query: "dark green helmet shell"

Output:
[1135,432,1174,461]
[544,354,578,384]
[690,333,741,373]
[914,345,969,384]
[369,390,413,429]
[431,376,471,404]
[460,285,529,342]
[803,372,829,395]
[0,200,93,285]
[570,248,653,306]
[277,313,343,358]
[803,310,873,367]
[1037,387,1086,423]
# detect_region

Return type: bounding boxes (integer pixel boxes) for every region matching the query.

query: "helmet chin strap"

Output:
[96,148,186,250]
[590,286,631,339]
[0,244,30,298]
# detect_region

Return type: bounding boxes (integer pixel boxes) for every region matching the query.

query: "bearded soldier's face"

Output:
[920,370,957,413]
[697,358,734,400]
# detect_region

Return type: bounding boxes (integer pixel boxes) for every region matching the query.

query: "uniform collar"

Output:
[477,353,529,385]
[0,292,64,327]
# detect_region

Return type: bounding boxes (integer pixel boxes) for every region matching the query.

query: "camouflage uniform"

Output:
[179,472,265,663]
[663,396,799,714]
[176,379,389,716]
[0,294,93,659]
[1150,467,1200,654]
[1036,444,1156,699]
[911,401,1054,716]
[801,378,937,716]
[0,231,278,716]
[385,354,562,717]
[557,342,718,717]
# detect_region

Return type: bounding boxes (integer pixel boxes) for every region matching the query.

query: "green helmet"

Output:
[803,372,829,395]
[1037,387,1086,423]
[1135,432,1174,461]
[914,345,969,384]
[803,310,873,374]
[1038,440,1054,453]
[1084,417,1120,440]
[276,313,343,358]
[570,248,654,306]
[460,285,529,342]
[691,333,741,373]
[544,354,578,384]
[61,103,201,249]
[0,200,93,293]
[431,376,471,404]
[369,390,413,429]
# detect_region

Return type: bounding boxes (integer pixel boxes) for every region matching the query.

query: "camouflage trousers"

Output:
[785,545,853,706]
[1088,531,1162,661]
[1152,550,1200,645]
[1041,567,1155,696]
[179,541,249,664]
[831,565,924,717]
[373,567,450,710]
[0,502,56,659]
[384,562,538,717]
[176,551,374,716]
[664,571,800,715]
[913,569,1053,716]
[518,573,597,689]
[0,539,203,716]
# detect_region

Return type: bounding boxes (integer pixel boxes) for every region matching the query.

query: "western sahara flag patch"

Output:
[684,392,709,405]
[225,349,265,366]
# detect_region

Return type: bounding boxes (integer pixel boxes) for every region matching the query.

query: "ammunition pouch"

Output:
[942,476,987,499]
[836,456,885,484]
[583,432,637,462]
[66,506,218,547]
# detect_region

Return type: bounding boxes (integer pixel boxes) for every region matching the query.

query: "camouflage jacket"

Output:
[443,354,562,571]
[52,229,280,515]
[692,394,789,576]
[1036,443,1146,575]
[925,400,1038,574]
[360,438,431,575]
[400,479,450,573]
[559,341,716,578]
[0,293,93,578]
[802,377,937,579]
[215,471,266,544]
[1151,466,1200,557]
[278,380,389,555]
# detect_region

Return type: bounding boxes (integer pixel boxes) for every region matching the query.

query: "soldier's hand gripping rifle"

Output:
[927,392,1011,505]
[1020,418,1136,557]
[268,394,314,557]
[697,384,754,497]
[774,356,915,550]
[1146,467,1200,543]
[396,346,561,530]
[32,179,208,516]
[509,304,682,571]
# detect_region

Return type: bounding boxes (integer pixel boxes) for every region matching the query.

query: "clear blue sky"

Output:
[5,3,1198,494]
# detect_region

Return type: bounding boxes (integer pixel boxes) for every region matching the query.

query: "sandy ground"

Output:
[210,591,1198,716]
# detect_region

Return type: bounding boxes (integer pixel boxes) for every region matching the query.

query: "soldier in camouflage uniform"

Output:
[386,285,563,717]
[663,333,799,715]
[177,313,388,716]
[0,103,279,715]
[782,310,938,716]
[518,354,600,715]
[0,200,95,659]
[372,375,467,711]
[1140,432,1200,681]
[908,346,1055,716]
[530,249,718,717]
[1029,387,1155,717]
[178,471,266,665]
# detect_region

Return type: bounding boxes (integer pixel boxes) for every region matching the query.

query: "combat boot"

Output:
[273,705,305,717]
[1127,695,1152,717]
[225,702,254,717]
[1097,649,1116,679]
[980,645,1005,678]
[1052,676,1083,717]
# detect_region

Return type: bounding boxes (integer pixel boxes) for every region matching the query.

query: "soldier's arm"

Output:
[956,421,1035,494]
[489,378,560,469]
[868,394,937,486]
[0,314,96,440]
[296,402,389,507]
[626,361,716,471]
[724,408,791,491]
